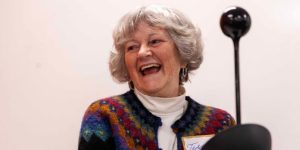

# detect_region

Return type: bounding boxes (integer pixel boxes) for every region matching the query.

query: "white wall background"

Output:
[1,0,299,150]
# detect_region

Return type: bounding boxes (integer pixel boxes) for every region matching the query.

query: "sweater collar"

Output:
[122,90,204,133]
[172,96,205,133]
[123,90,162,127]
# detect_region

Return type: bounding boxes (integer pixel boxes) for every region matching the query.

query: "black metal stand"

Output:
[201,6,272,150]
[233,37,241,124]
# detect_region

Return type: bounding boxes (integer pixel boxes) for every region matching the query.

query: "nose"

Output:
[137,44,152,58]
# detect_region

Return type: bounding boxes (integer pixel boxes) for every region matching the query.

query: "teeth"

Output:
[140,64,160,71]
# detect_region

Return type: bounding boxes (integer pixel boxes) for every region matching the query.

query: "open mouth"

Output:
[140,64,161,76]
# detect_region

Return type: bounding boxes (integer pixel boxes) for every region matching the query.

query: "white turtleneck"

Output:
[134,88,188,150]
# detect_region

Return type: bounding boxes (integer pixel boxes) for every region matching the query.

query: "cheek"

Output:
[124,54,137,74]
[163,57,181,75]
[124,54,132,67]
[168,56,182,75]
[164,50,182,67]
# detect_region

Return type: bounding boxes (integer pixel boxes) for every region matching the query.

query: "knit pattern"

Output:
[79,91,235,150]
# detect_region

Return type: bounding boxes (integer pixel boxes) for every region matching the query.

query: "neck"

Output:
[134,87,187,115]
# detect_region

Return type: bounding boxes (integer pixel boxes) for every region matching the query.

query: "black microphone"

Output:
[202,124,271,150]
[201,6,272,150]
[220,6,251,124]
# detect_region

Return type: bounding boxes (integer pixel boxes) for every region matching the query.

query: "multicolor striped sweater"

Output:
[79,90,235,150]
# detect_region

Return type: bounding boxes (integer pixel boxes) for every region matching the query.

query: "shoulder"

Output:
[83,91,131,115]
[79,92,129,142]
[186,96,236,134]
[204,105,236,128]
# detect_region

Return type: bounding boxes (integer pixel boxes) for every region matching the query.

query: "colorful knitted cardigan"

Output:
[79,90,235,150]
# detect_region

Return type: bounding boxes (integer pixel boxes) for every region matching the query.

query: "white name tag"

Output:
[182,134,214,150]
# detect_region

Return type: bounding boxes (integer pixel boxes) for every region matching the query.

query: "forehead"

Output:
[127,22,169,40]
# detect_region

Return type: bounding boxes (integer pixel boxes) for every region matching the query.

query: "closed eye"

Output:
[149,39,162,46]
[126,45,139,51]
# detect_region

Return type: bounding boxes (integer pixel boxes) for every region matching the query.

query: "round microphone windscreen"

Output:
[201,124,272,150]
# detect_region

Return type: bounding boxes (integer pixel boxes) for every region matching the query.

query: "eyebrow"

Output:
[126,33,157,42]
[149,33,158,37]
[125,30,167,44]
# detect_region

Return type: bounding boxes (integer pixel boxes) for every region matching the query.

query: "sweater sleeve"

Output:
[78,101,116,150]
[228,113,236,127]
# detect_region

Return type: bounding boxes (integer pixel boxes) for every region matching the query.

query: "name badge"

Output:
[182,134,214,150]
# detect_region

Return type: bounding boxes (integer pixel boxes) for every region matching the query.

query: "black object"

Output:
[201,124,272,150]
[220,6,251,41]
[201,6,272,150]
[220,6,251,124]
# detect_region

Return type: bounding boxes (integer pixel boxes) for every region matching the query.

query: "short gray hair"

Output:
[109,5,203,83]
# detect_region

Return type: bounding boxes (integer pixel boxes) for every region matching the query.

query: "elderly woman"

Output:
[79,5,235,150]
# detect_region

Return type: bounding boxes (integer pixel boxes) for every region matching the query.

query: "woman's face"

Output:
[124,22,184,97]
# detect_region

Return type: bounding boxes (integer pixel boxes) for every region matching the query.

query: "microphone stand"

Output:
[220,6,251,124]
[234,36,241,124]
[201,6,272,150]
